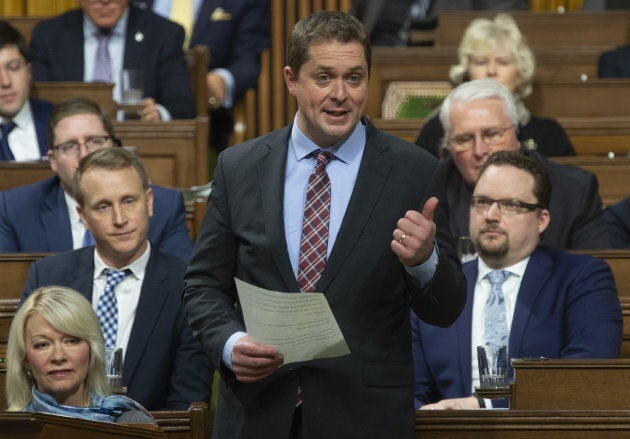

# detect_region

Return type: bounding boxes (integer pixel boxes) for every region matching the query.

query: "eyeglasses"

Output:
[51,136,111,155]
[448,125,515,152]
[471,196,541,216]
[0,58,28,76]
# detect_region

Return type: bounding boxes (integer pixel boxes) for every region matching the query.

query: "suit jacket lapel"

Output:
[317,121,391,291]
[123,7,144,70]
[30,100,50,158]
[63,11,86,80]
[509,248,552,356]
[258,127,298,291]
[41,182,73,252]
[191,0,218,45]
[123,248,170,379]
[69,248,97,300]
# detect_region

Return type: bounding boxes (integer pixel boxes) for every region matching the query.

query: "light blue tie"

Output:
[93,30,112,82]
[484,270,510,349]
[97,268,129,349]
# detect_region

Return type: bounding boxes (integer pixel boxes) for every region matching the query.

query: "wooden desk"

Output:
[511,358,630,410]
[434,11,630,49]
[551,157,630,206]
[416,409,630,438]
[153,401,210,439]
[31,82,116,119]
[0,412,163,438]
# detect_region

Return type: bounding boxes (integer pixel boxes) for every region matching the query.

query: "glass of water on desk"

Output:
[477,345,507,389]
[105,347,123,393]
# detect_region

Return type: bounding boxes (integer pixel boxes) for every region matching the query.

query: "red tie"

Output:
[297,150,334,292]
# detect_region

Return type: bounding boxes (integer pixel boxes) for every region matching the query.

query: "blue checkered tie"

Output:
[97,268,129,349]
[484,270,510,349]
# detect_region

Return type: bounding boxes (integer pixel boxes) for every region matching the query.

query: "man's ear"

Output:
[284,66,297,97]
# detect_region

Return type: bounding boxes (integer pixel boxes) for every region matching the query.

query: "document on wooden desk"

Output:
[235,278,350,364]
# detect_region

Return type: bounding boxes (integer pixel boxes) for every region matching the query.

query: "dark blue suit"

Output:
[603,197,630,248]
[29,5,195,119]
[0,176,193,261]
[412,246,622,409]
[22,246,213,410]
[598,45,630,78]
[31,99,52,159]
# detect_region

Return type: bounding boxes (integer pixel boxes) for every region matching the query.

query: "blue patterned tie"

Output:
[484,270,510,349]
[0,121,16,160]
[97,268,129,349]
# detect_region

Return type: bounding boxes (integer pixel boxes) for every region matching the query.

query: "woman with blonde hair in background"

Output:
[6,285,154,424]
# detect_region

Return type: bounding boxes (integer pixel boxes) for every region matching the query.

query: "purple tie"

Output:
[93,30,112,82]
[297,150,334,292]
[0,121,16,161]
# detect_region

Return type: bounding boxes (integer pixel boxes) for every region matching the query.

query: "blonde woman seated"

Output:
[415,13,575,158]
[6,286,155,424]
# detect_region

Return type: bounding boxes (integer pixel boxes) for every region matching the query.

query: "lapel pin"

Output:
[134,32,144,42]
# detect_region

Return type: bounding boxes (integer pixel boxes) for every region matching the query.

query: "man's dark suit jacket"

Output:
[433,150,610,249]
[603,197,630,248]
[29,5,195,119]
[412,246,622,408]
[598,45,630,78]
[0,176,193,261]
[22,246,213,410]
[183,119,467,438]
[30,99,53,159]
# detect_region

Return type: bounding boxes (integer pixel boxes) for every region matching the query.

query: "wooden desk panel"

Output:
[416,410,630,438]
[434,11,630,49]
[31,82,116,119]
[511,359,630,410]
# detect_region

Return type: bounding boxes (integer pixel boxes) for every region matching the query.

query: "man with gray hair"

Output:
[432,78,609,249]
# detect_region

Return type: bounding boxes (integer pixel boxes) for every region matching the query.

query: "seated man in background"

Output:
[138,0,270,152]
[21,147,213,411]
[433,78,609,249]
[0,97,192,261]
[413,151,622,410]
[0,21,51,161]
[29,0,194,120]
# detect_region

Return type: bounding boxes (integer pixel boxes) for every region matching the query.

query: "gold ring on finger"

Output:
[399,233,406,244]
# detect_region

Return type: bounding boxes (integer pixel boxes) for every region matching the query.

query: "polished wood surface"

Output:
[0,412,163,438]
[511,359,630,410]
[435,11,630,49]
[416,409,630,438]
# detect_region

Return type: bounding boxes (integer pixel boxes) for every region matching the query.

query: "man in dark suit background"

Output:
[433,78,610,249]
[183,11,466,438]
[136,0,270,151]
[412,151,621,410]
[0,21,51,161]
[0,97,192,261]
[29,0,194,120]
[22,147,212,411]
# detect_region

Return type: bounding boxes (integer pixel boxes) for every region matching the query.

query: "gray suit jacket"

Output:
[183,119,466,438]
[23,246,213,410]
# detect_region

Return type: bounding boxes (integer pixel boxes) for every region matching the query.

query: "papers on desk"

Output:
[235,278,350,365]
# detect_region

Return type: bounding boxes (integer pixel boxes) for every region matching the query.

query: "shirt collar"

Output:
[476,255,530,285]
[93,241,150,281]
[0,100,32,128]
[289,115,366,165]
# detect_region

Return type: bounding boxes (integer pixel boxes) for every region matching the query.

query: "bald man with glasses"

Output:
[431,78,609,250]
[412,150,622,410]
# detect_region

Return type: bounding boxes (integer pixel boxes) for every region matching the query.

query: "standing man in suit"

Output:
[433,78,609,249]
[22,147,212,411]
[0,21,51,161]
[137,0,270,151]
[0,97,192,261]
[29,0,194,120]
[183,11,466,438]
[413,151,622,410]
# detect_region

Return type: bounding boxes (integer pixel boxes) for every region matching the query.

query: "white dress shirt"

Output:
[92,242,151,361]
[1,101,43,161]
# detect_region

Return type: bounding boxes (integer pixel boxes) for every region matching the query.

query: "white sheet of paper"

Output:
[235,278,350,365]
